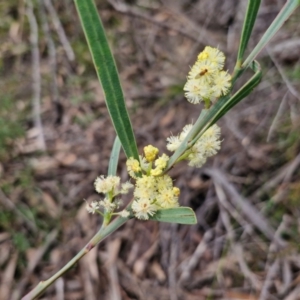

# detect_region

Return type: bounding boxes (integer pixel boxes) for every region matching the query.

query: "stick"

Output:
[26,0,46,151]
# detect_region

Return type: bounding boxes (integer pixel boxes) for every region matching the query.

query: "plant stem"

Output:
[242,0,299,69]
[21,215,129,300]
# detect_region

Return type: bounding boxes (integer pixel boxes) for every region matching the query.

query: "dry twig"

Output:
[43,0,75,62]
[179,229,213,283]
[169,224,179,300]
[0,252,18,300]
[0,188,37,232]
[259,258,280,300]
[267,47,300,102]
[106,239,122,300]
[260,215,292,299]
[26,0,46,151]
[215,182,261,290]
[39,1,60,113]
[108,0,217,45]
[267,91,289,142]
[253,152,300,198]
[14,229,58,300]
[204,168,285,247]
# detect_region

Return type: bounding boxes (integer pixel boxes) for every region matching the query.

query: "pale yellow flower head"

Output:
[134,175,157,202]
[124,147,183,220]
[166,124,221,169]
[156,175,173,191]
[120,181,134,194]
[155,153,169,169]
[197,46,225,70]
[132,198,157,220]
[86,201,99,214]
[139,155,150,171]
[150,168,163,176]
[166,135,181,152]
[184,46,231,104]
[156,188,179,208]
[187,152,207,168]
[173,187,180,197]
[126,157,141,178]
[94,175,120,194]
[184,79,205,104]
[179,124,193,141]
[99,198,116,212]
[144,145,159,162]
[210,70,231,98]
[120,210,130,218]
[151,153,169,176]
[188,60,216,82]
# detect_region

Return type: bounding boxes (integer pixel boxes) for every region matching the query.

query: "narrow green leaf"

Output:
[236,0,261,63]
[149,207,197,224]
[108,136,121,176]
[242,0,299,68]
[74,0,139,160]
[195,61,262,136]
[166,61,262,172]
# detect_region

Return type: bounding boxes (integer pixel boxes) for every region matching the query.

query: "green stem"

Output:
[103,211,112,226]
[204,98,211,109]
[176,150,193,163]
[21,216,129,300]
[147,162,153,176]
[96,209,104,217]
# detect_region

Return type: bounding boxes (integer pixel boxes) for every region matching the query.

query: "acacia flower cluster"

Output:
[126,145,180,220]
[184,46,231,104]
[167,124,221,168]
[87,46,227,221]
[86,175,133,215]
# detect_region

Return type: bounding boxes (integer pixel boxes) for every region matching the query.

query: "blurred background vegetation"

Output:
[0,0,300,299]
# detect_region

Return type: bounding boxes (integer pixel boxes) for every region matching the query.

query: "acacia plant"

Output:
[23,0,300,299]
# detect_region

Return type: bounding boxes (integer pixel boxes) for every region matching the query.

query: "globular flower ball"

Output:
[166,124,221,168]
[184,46,231,104]
[126,147,181,220]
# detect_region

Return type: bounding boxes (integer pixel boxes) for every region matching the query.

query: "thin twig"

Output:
[22,216,128,300]
[13,230,58,300]
[168,224,179,300]
[267,215,292,264]
[80,256,97,300]
[213,215,225,261]
[43,0,75,61]
[0,252,18,299]
[280,258,292,296]
[252,152,300,198]
[39,1,60,107]
[179,229,213,283]
[26,0,46,151]
[215,183,261,290]
[267,91,289,142]
[0,188,37,232]
[260,215,292,300]
[259,258,280,300]
[284,285,300,300]
[108,0,216,45]
[55,278,64,300]
[106,239,122,300]
[214,179,250,229]
[267,47,300,102]
[204,168,286,248]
